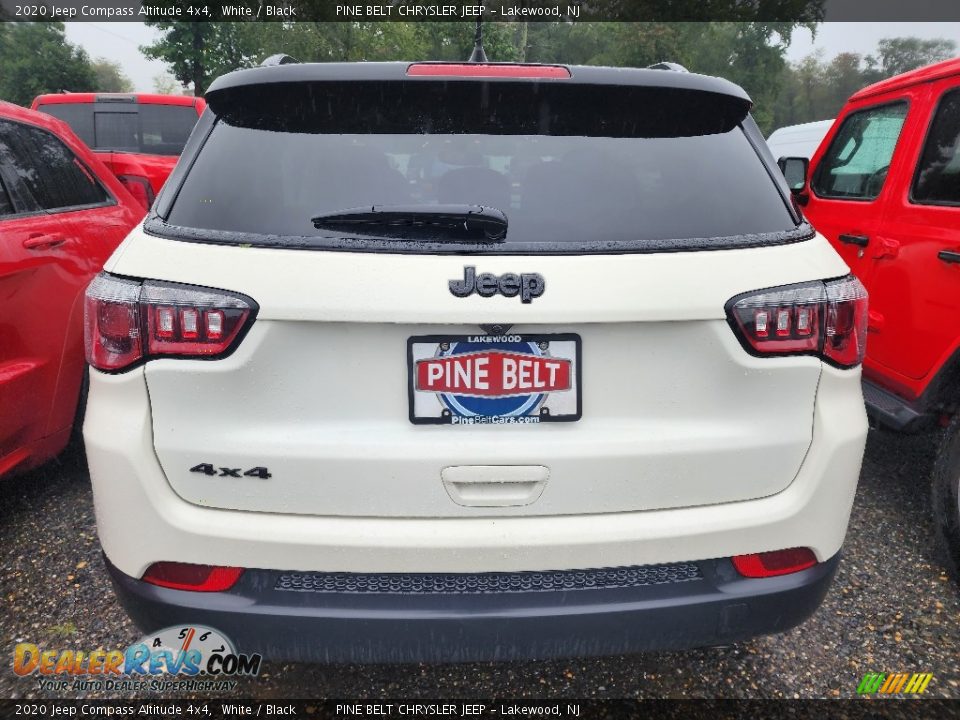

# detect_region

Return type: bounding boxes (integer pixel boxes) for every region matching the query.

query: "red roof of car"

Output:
[850,56,960,101]
[31,92,205,111]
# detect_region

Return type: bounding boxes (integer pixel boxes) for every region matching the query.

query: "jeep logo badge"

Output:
[449,266,545,304]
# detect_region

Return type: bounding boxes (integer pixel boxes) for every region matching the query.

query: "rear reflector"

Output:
[407,63,570,79]
[84,273,257,372]
[732,548,818,578]
[727,275,868,368]
[142,562,244,592]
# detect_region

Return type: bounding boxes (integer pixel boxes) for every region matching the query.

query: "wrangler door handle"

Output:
[839,234,870,248]
[22,233,68,250]
[939,250,960,265]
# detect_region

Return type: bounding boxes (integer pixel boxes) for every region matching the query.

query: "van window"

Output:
[812,102,908,201]
[912,88,960,206]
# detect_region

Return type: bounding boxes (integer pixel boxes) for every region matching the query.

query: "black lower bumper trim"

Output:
[862,379,932,433]
[105,553,840,664]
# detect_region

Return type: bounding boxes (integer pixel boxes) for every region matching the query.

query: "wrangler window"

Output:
[812,102,908,201]
[912,88,960,206]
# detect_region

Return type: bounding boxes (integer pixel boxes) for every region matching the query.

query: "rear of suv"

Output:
[778,57,960,582]
[32,93,205,210]
[83,60,869,662]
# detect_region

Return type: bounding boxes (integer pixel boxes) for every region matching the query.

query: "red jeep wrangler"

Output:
[779,57,960,578]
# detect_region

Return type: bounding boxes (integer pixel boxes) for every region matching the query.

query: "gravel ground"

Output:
[2,429,959,700]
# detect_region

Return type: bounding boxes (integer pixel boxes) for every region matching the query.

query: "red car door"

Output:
[0,111,139,476]
[867,77,960,389]
[805,95,914,285]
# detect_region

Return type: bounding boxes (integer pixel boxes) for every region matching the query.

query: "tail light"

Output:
[142,562,244,592]
[84,273,257,373]
[116,174,155,211]
[732,548,818,578]
[727,275,868,368]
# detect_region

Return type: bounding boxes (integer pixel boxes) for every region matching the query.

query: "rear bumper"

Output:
[106,553,839,663]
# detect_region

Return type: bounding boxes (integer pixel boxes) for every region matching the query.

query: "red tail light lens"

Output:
[142,562,243,592]
[117,174,155,211]
[732,548,818,578]
[727,276,868,368]
[84,274,257,372]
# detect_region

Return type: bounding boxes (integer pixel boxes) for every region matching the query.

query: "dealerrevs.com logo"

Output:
[13,625,260,693]
[857,672,934,695]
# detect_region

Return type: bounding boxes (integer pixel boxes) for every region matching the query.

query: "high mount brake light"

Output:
[84,273,257,372]
[406,63,571,79]
[727,276,868,368]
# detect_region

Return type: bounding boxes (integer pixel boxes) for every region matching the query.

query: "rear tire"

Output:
[932,414,960,584]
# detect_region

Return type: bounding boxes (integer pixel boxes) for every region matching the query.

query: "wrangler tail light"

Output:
[727,276,868,368]
[116,174,155,211]
[732,548,818,578]
[84,273,257,372]
[142,562,244,592]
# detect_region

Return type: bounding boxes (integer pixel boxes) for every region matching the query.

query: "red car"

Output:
[0,101,142,478]
[779,57,960,576]
[31,93,206,210]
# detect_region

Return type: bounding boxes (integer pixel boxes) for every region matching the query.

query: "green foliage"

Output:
[876,37,957,77]
[141,21,259,95]
[773,36,957,131]
[0,23,97,106]
[153,73,182,94]
[134,21,957,138]
[92,58,133,93]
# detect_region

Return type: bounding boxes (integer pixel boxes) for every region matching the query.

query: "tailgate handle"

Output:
[839,234,870,248]
[442,465,549,507]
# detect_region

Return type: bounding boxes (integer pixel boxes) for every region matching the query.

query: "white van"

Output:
[767,119,834,161]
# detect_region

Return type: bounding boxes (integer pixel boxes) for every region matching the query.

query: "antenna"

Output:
[468,19,488,63]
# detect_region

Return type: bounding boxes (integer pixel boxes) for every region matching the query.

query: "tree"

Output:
[153,73,181,95]
[92,58,133,93]
[875,37,957,77]
[141,21,259,96]
[772,36,959,132]
[0,23,97,106]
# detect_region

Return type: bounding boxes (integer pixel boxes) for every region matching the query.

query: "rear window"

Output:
[162,81,799,253]
[37,103,198,156]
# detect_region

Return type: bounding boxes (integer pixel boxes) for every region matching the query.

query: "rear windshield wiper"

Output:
[311,204,507,242]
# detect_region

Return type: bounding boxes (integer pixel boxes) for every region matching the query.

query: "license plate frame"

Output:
[407,332,582,426]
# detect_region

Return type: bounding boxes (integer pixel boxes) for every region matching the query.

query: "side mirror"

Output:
[777,156,809,194]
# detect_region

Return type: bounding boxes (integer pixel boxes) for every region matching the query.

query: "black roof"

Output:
[205,61,751,104]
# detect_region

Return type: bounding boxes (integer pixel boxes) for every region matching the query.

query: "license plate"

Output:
[407,333,581,425]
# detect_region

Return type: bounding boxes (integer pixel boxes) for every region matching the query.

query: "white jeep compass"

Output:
[83,59,869,662]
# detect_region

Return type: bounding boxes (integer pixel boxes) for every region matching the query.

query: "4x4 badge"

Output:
[449,266,545,304]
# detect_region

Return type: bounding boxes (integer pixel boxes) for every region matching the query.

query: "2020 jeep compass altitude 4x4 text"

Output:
[83,60,869,662]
